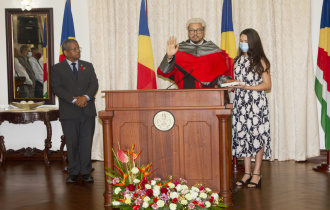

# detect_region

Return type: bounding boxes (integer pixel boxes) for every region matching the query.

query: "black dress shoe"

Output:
[66,175,78,183]
[82,174,94,182]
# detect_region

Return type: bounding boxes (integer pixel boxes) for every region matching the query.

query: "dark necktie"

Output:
[71,63,78,79]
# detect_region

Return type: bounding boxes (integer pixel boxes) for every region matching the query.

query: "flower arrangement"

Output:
[105,144,227,210]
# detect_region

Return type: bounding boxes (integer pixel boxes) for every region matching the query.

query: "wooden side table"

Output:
[0,109,59,166]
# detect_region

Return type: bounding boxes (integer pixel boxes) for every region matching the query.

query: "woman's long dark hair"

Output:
[237,28,270,76]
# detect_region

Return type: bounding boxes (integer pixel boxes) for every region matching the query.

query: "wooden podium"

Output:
[99,89,233,206]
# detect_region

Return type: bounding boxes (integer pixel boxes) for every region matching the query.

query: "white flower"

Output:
[112,201,121,206]
[153,185,160,190]
[191,186,199,192]
[199,192,207,199]
[142,202,149,208]
[145,184,152,189]
[180,199,188,205]
[258,124,265,134]
[211,193,219,201]
[253,117,258,125]
[131,167,139,174]
[144,196,151,202]
[176,184,182,191]
[170,192,179,199]
[181,189,189,194]
[157,200,165,207]
[239,115,245,123]
[190,191,198,200]
[237,122,242,131]
[253,139,260,148]
[265,121,270,131]
[124,194,131,199]
[169,203,177,210]
[247,119,252,129]
[252,91,258,99]
[253,104,260,113]
[205,201,211,208]
[133,179,140,184]
[181,185,188,190]
[168,183,175,188]
[241,106,246,115]
[151,180,156,185]
[253,128,259,136]
[114,187,121,195]
[236,145,242,153]
[185,193,192,200]
[244,93,249,102]
[153,189,161,197]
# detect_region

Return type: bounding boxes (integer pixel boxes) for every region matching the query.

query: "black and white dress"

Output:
[232,55,271,159]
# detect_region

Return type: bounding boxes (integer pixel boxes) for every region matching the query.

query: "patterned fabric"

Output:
[232,56,271,159]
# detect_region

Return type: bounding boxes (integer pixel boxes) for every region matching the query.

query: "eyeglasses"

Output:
[66,47,82,52]
[188,29,204,34]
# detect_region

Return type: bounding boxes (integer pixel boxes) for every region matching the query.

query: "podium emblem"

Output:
[153,110,175,132]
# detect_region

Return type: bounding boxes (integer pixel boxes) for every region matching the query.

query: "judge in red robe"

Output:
[157,18,232,89]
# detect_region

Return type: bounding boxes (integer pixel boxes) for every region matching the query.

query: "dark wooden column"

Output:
[216,108,233,206]
[99,111,114,206]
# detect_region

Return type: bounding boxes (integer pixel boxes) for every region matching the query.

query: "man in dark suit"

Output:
[51,39,99,183]
[18,45,36,98]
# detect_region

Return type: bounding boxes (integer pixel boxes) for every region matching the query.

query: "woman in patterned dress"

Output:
[230,28,271,188]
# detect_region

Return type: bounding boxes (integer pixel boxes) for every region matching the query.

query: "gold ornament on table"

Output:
[11,100,45,110]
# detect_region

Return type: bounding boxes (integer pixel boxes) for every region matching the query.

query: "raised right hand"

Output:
[166,36,179,58]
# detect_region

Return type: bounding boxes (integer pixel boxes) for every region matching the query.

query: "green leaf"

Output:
[105,171,117,178]
[106,168,122,178]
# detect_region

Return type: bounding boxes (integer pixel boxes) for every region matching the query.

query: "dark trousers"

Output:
[61,112,95,175]
[34,81,43,98]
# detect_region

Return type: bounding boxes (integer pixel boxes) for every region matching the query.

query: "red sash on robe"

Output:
[157,51,230,89]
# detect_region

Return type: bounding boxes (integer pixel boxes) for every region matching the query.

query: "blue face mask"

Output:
[27,52,32,58]
[239,42,249,53]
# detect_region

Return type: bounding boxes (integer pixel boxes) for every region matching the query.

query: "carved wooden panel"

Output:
[183,121,212,180]
[151,125,180,179]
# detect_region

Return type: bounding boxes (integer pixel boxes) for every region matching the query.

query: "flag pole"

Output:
[312,0,330,173]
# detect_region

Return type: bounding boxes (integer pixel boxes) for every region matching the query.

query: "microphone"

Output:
[166,67,193,89]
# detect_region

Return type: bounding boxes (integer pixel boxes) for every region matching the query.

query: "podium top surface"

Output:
[102,89,231,111]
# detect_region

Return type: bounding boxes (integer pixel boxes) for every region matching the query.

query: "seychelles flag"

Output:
[42,18,48,98]
[137,0,157,89]
[315,0,330,150]
[59,0,75,62]
[220,0,236,79]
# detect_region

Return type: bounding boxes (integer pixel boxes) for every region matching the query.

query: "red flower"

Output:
[199,186,204,191]
[133,192,138,198]
[117,149,129,163]
[172,198,178,204]
[128,184,136,191]
[192,200,198,205]
[153,197,158,203]
[209,196,214,203]
[197,201,205,207]
[141,177,148,185]
[160,187,168,194]
[132,205,140,210]
[146,189,153,197]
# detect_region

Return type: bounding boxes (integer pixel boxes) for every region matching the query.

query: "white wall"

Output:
[0,0,326,151]
[0,0,90,150]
